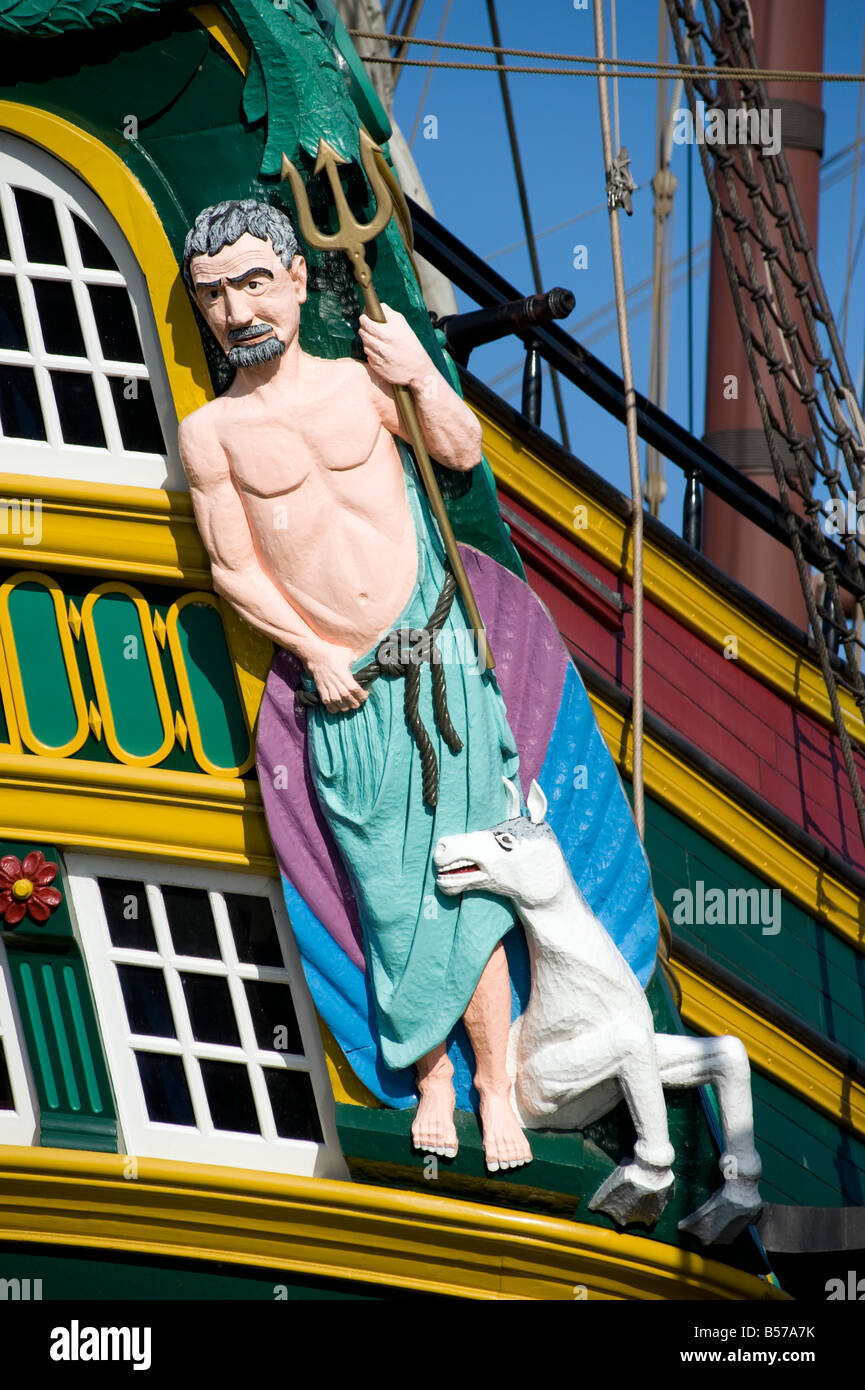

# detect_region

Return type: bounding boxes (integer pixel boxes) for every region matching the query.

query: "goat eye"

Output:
[496,833,515,851]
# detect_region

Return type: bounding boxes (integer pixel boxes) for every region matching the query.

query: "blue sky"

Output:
[388,0,865,535]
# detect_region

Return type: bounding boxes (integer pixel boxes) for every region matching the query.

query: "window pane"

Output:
[225,893,283,968]
[32,280,85,357]
[0,365,46,440]
[98,877,157,952]
[245,979,303,1055]
[117,964,176,1038]
[87,284,144,363]
[14,188,65,265]
[49,370,106,447]
[109,376,165,454]
[0,207,9,261]
[180,972,240,1046]
[136,1051,195,1126]
[0,275,26,349]
[200,1059,259,1134]
[73,213,118,272]
[162,885,220,959]
[264,1068,323,1143]
[0,1038,13,1110]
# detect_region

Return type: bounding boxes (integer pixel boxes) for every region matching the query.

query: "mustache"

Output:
[228,323,276,342]
[228,336,286,368]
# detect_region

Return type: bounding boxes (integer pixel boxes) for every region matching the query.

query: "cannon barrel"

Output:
[435,288,575,366]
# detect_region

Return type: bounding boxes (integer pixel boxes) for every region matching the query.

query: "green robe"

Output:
[300,445,520,1069]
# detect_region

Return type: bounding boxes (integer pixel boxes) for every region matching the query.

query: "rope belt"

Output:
[296,566,464,807]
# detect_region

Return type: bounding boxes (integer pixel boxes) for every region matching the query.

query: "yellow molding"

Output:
[476,403,865,750]
[0,755,275,872]
[81,583,176,769]
[0,1147,784,1300]
[0,104,212,426]
[0,572,89,758]
[589,686,865,954]
[166,592,255,777]
[0,474,210,585]
[675,956,865,1141]
[190,5,250,73]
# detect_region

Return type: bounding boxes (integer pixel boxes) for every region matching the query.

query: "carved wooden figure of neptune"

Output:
[178,199,532,1172]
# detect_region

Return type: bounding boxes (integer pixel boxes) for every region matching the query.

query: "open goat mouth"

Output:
[436,858,482,879]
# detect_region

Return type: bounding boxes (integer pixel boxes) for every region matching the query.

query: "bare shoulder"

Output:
[177,400,228,482]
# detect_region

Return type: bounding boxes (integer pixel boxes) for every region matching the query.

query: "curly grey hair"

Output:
[182,199,301,293]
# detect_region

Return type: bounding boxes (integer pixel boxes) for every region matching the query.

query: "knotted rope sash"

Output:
[296,566,464,807]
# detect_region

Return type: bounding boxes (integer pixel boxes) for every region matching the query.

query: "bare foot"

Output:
[479,1091,532,1172]
[412,1080,458,1158]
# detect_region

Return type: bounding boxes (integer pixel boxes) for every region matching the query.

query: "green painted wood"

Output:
[89,591,165,758]
[0,1240,422,1300]
[0,570,256,776]
[6,581,79,748]
[643,797,865,1061]
[1,840,118,1152]
[7,948,117,1152]
[173,600,250,768]
[750,1072,865,1208]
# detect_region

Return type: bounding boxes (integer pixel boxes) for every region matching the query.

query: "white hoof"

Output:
[678,1182,763,1245]
[588,1161,675,1228]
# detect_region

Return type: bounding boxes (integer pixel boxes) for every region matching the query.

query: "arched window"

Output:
[0,134,183,489]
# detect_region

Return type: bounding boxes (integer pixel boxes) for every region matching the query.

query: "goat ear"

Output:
[502,776,521,820]
[526,779,547,824]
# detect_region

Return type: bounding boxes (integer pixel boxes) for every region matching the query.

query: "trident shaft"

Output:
[281,131,494,671]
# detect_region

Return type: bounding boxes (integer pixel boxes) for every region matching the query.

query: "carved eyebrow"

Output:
[194,267,275,290]
[226,267,274,286]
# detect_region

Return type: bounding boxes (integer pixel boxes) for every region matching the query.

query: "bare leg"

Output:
[464,943,532,1171]
[412,1042,458,1157]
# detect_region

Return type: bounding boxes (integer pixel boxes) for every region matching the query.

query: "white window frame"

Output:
[0,936,39,1146]
[65,854,348,1181]
[0,133,184,489]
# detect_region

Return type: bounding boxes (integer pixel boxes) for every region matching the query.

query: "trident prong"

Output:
[279,130,495,671]
[281,132,392,289]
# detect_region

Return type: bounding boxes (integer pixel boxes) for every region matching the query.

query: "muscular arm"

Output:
[359,306,483,471]
[178,411,368,711]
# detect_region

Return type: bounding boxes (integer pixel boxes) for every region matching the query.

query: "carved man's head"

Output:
[183,200,307,368]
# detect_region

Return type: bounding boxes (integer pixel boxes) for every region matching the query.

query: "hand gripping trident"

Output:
[281,131,494,671]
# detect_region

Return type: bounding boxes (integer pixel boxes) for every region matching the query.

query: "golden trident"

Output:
[281,131,494,671]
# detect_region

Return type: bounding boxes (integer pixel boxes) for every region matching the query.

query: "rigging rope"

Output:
[593,0,646,842]
[841,19,865,357]
[486,0,571,450]
[665,0,865,853]
[408,0,453,148]
[347,30,865,82]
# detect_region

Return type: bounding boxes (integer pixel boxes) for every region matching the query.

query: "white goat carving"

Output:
[434,777,763,1245]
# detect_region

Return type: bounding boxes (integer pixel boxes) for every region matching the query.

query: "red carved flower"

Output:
[0,852,62,928]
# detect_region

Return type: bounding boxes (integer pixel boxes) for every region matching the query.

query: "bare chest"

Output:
[220,375,383,499]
